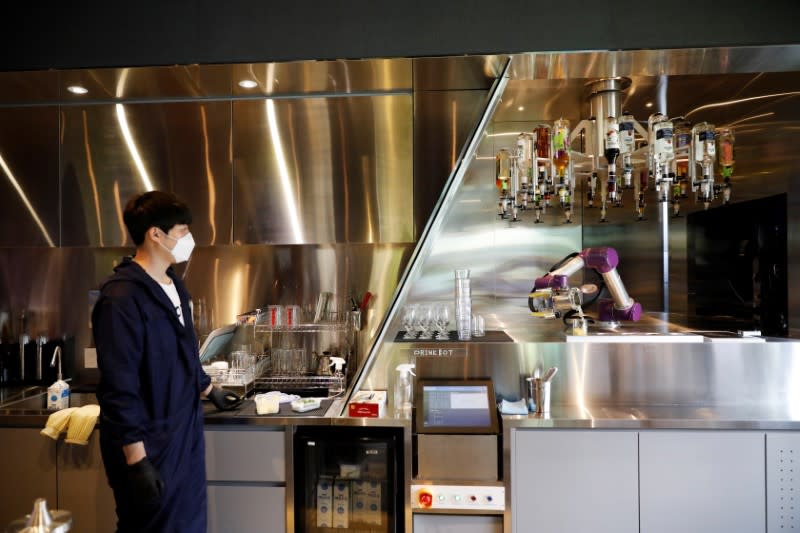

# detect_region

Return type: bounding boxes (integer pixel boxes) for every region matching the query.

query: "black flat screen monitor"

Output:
[415,379,499,434]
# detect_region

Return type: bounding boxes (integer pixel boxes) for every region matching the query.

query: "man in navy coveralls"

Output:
[92,191,242,532]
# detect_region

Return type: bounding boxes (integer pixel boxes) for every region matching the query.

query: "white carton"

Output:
[332,478,350,528]
[364,480,382,525]
[351,480,368,524]
[316,476,333,528]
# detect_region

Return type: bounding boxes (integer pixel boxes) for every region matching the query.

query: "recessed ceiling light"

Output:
[645,102,653,108]
[517,106,524,111]
[238,80,258,89]
[67,85,88,95]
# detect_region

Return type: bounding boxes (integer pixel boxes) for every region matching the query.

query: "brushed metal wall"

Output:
[0,60,413,105]
[60,102,232,247]
[0,107,59,247]
[232,96,413,244]
[0,56,493,383]
[369,340,800,412]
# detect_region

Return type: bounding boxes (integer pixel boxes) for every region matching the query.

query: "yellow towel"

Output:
[41,407,78,440]
[64,404,101,445]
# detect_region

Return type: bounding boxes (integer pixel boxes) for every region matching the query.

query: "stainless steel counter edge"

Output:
[503,405,800,430]
[4,390,799,430]
[0,401,413,430]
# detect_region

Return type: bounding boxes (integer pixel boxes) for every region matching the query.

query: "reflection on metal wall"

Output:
[413,56,505,91]
[231,59,412,96]
[183,243,414,363]
[0,55,484,383]
[414,90,489,239]
[0,247,130,354]
[0,59,413,105]
[370,340,800,411]
[508,46,800,81]
[60,102,232,246]
[0,107,59,247]
[232,95,413,244]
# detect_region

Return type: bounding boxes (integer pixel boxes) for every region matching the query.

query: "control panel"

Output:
[411,484,505,512]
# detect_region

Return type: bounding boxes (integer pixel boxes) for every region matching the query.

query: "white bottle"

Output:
[329,357,346,394]
[394,363,416,418]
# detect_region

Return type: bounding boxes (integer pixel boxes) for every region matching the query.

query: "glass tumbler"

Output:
[267,305,284,328]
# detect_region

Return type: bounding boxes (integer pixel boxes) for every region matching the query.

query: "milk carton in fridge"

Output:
[316,476,333,528]
[332,478,350,528]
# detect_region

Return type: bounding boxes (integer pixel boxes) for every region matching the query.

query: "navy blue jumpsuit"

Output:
[92,257,212,533]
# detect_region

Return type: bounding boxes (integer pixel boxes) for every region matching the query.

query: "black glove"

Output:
[127,456,164,505]
[208,387,243,411]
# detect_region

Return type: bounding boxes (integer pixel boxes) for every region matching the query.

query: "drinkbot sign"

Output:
[408,348,465,357]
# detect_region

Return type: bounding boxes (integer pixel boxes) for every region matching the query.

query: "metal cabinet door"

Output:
[57,431,117,533]
[512,429,638,533]
[639,431,765,533]
[0,428,57,526]
[767,432,800,531]
[207,485,285,533]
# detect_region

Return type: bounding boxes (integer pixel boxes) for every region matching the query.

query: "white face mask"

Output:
[160,231,195,263]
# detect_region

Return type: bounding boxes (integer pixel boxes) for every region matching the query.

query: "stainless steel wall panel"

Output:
[0,246,131,376]
[182,243,414,336]
[492,79,585,123]
[0,107,59,247]
[0,70,58,104]
[232,96,413,245]
[412,56,505,91]
[58,64,233,100]
[366,339,800,413]
[508,46,800,81]
[232,59,412,96]
[582,203,665,313]
[60,102,232,246]
[413,90,489,239]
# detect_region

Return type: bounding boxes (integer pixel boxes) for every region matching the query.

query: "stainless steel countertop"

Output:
[0,391,410,429]
[503,405,800,430]
[2,387,798,431]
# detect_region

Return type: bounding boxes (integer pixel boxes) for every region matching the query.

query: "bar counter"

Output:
[2,387,799,431]
[503,404,800,431]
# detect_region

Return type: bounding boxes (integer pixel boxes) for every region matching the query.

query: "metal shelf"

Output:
[255,375,341,389]
[254,323,350,334]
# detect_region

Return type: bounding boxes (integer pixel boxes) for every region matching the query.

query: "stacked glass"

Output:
[454,269,472,341]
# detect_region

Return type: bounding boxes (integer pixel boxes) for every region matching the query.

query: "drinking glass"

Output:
[292,348,308,375]
[415,305,433,339]
[472,314,486,337]
[434,305,450,339]
[285,305,302,328]
[267,305,284,328]
[401,305,417,339]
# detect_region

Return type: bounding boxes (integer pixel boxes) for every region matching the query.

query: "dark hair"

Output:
[123,191,193,246]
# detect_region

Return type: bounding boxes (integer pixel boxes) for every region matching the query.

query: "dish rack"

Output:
[205,356,270,396]
[251,319,356,394]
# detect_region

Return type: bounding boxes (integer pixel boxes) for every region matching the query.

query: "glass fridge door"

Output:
[294,426,404,533]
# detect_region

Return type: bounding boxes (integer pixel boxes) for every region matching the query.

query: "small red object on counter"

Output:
[348,390,386,418]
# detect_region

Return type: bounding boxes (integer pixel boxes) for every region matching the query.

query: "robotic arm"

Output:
[529,247,642,325]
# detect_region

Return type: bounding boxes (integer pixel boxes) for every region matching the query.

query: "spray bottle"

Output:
[47,346,70,411]
[329,357,346,394]
[394,363,416,418]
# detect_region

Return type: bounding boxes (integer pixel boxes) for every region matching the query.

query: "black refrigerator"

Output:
[294,425,405,533]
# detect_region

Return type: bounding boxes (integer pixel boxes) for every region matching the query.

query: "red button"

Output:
[418,490,433,508]
[470,495,477,502]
